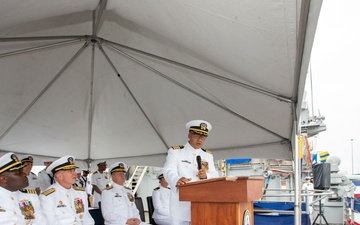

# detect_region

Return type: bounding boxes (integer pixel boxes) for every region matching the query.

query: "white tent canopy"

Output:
[0,0,322,167]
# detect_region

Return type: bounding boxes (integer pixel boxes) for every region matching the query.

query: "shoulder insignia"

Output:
[42,188,55,196]
[171,145,184,150]
[124,186,132,190]
[153,187,160,191]
[104,186,113,190]
[31,172,36,175]
[92,171,98,174]
[72,186,85,191]
[201,148,212,154]
[19,189,37,194]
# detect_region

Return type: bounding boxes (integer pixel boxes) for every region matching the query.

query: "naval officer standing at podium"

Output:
[163,120,219,225]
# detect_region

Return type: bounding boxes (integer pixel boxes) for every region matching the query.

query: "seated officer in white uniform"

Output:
[74,167,85,187]
[0,152,45,224]
[21,155,40,194]
[152,173,171,225]
[101,162,150,225]
[163,120,219,225]
[40,155,94,225]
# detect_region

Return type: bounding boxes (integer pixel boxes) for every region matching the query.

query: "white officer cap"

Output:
[185,120,212,137]
[0,152,25,174]
[97,161,107,166]
[46,155,77,176]
[21,155,34,163]
[109,162,127,174]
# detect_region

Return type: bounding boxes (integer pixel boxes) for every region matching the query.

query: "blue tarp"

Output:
[255,214,310,225]
[254,202,310,225]
[254,202,307,211]
[226,158,252,164]
[347,198,360,212]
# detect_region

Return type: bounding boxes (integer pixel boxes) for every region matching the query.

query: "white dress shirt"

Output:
[40,182,94,225]
[37,168,53,192]
[152,186,171,225]
[163,142,219,222]
[91,171,109,208]
[0,186,45,225]
[25,172,39,190]
[101,183,149,225]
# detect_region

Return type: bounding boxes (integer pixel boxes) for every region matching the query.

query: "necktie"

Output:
[48,174,55,184]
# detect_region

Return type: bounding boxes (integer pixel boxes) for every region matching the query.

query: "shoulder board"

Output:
[153,187,160,191]
[72,186,85,191]
[124,186,132,190]
[42,188,56,196]
[104,186,113,190]
[92,171,98,174]
[171,145,184,150]
[201,148,212,154]
[31,172,36,175]
[19,189,37,194]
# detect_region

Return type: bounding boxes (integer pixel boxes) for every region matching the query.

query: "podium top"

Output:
[179,176,264,203]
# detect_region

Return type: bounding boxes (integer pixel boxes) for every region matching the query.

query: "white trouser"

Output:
[154,218,172,225]
[171,218,190,225]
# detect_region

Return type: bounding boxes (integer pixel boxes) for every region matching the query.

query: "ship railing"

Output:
[257,188,334,216]
[344,188,358,225]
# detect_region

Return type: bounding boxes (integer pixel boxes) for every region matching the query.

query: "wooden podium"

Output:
[179,176,264,225]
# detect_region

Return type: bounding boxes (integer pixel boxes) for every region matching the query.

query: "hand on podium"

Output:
[176,177,192,187]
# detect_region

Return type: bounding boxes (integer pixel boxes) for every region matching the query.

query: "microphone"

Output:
[196,155,202,170]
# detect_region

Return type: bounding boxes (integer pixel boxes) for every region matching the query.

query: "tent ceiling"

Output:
[0,0,322,166]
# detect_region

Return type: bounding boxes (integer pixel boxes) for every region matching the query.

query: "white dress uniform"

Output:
[152,186,171,225]
[0,186,46,225]
[80,175,88,188]
[75,177,85,188]
[20,156,39,190]
[37,168,53,192]
[25,172,39,190]
[84,175,92,196]
[101,183,149,225]
[40,182,94,225]
[302,181,314,214]
[163,141,219,223]
[91,170,109,208]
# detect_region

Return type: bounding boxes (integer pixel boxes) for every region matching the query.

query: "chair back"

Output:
[135,197,145,222]
[146,196,157,225]
[91,201,104,225]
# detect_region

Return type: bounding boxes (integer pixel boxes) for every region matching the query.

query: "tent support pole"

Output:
[92,0,107,36]
[0,39,82,58]
[294,133,302,225]
[86,43,96,159]
[0,35,87,42]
